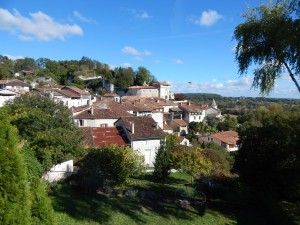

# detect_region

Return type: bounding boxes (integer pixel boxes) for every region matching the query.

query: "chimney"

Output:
[187,101,190,106]
[131,122,135,134]
[156,122,159,129]
[90,106,94,115]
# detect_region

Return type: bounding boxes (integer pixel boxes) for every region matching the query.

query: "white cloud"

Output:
[123,62,132,68]
[73,11,97,24]
[133,56,143,61]
[190,10,222,27]
[175,59,183,64]
[125,8,151,19]
[4,54,24,60]
[154,59,160,63]
[122,46,152,56]
[212,78,217,82]
[0,8,83,41]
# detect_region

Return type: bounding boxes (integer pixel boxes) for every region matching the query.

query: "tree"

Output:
[14,57,39,75]
[233,111,300,200]
[0,55,14,79]
[153,135,180,181]
[2,94,84,171]
[234,0,300,94]
[76,145,145,191]
[171,146,211,183]
[135,66,151,85]
[0,118,31,225]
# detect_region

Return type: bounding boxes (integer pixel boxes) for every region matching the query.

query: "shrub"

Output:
[74,145,145,191]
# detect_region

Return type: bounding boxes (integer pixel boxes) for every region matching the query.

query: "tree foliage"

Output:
[234,0,300,94]
[0,118,31,225]
[233,110,300,200]
[153,135,180,181]
[171,146,211,180]
[76,145,145,190]
[2,94,84,171]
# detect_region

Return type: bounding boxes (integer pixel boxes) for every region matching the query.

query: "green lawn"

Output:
[49,173,270,225]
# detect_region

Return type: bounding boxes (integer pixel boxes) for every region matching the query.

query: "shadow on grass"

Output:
[49,185,200,224]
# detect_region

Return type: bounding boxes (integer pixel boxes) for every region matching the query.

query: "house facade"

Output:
[179,102,206,124]
[199,130,239,152]
[115,116,166,167]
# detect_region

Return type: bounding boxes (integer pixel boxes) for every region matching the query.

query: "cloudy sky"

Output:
[0,0,298,98]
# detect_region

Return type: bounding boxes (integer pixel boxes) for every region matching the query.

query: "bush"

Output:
[73,145,145,191]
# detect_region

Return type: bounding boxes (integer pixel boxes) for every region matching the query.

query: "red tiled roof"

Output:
[210,131,239,145]
[0,79,30,87]
[80,127,128,148]
[55,89,79,98]
[118,116,166,140]
[64,86,89,95]
[179,103,205,113]
[152,82,170,86]
[74,107,131,119]
[172,119,188,127]
[163,124,173,131]
[169,107,182,112]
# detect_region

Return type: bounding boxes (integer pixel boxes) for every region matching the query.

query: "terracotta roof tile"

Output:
[64,86,90,95]
[0,79,30,87]
[80,127,128,148]
[118,116,166,140]
[179,103,205,113]
[210,131,239,145]
[163,124,173,130]
[172,119,188,127]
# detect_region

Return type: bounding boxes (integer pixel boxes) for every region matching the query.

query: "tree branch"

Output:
[283,61,300,93]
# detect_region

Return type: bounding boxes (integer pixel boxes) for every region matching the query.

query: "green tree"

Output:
[153,135,180,181]
[135,66,151,85]
[30,179,57,225]
[234,0,300,94]
[76,145,145,190]
[233,111,300,200]
[14,57,39,75]
[217,115,237,131]
[3,94,84,171]
[0,118,31,225]
[0,55,14,79]
[171,146,211,183]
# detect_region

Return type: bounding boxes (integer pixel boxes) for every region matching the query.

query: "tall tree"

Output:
[2,94,84,171]
[233,111,300,200]
[135,66,151,86]
[0,55,14,79]
[234,0,300,94]
[0,118,31,225]
[14,57,39,75]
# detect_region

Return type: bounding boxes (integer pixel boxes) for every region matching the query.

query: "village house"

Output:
[0,79,30,92]
[51,86,94,108]
[0,89,19,107]
[199,130,239,152]
[179,101,206,124]
[203,99,223,119]
[115,116,166,167]
[73,100,132,127]
[169,119,189,136]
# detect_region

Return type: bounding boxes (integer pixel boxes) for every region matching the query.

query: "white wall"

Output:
[0,95,16,107]
[131,139,161,167]
[75,118,117,127]
[151,111,164,128]
[42,160,73,183]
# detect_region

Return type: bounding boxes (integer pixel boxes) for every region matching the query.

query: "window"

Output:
[79,119,84,126]
[100,123,108,127]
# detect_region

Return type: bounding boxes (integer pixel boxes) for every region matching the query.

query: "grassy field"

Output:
[49,173,270,225]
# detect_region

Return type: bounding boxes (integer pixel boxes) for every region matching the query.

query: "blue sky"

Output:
[0,0,299,98]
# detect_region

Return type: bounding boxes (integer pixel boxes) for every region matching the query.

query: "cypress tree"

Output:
[0,119,31,225]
